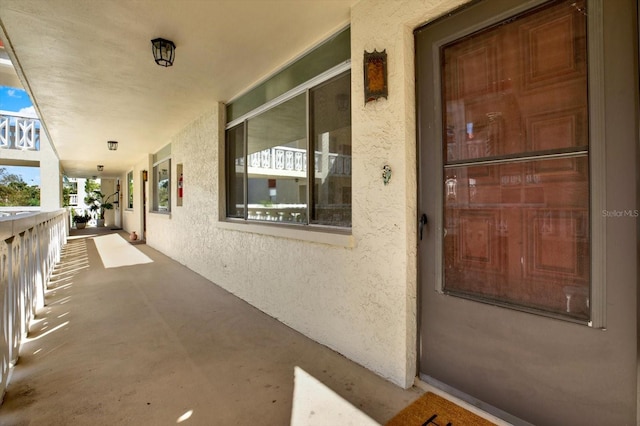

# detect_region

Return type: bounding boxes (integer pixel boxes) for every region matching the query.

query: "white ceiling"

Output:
[0,0,356,178]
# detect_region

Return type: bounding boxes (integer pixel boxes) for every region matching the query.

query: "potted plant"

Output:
[85,190,114,227]
[72,210,90,229]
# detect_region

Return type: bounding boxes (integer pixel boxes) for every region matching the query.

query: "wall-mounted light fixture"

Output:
[142,170,148,182]
[364,49,388,104]
[97,165,104,172]
[151,38,176,67]
[107,140,118,151]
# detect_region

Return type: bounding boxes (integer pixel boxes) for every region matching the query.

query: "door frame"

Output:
[141,170,147,240]
[414,0,636,424]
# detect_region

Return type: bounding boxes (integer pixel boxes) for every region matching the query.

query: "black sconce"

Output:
[151,38,176,67]
[364,49,388,104]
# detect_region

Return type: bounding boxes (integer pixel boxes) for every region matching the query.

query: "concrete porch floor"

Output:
[0,227,422,425]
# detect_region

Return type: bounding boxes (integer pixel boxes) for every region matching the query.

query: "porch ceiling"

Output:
[0,0,356,178]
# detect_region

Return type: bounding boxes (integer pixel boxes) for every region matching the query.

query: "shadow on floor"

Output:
[0,227,421,425]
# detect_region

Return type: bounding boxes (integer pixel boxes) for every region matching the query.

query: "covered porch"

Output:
[0,224,421,425]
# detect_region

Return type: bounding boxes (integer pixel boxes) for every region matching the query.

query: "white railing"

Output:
[237,146,351,177]
[0,210,67,402]
[69,194,78,205]
[0,207,41,217]
[0,112,41,151]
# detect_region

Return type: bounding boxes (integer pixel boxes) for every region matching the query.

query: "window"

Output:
[153,158,171,212]
[310,74,352,226]
[439,0,590,320]
[226,70,351,228]
[127,171,133,209]
[226,124,245,218]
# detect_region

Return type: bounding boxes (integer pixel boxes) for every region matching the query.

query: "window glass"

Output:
[226,124,245,218]
[246,93,308,223]
[127,171,134,209]
[226,27,350,122]
[225,71,351,229]
[441,0,589,319]
[444,157,589,319]
[310,73,352,226]
[153,159,171,212]
[442,0,588,164]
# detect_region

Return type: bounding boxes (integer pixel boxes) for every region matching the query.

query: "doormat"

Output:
[385,392,496,426]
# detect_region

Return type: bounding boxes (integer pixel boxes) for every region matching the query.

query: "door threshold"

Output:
[415,375,532,426]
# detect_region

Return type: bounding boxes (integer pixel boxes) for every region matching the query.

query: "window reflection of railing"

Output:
[236,203,351,225]
[322,152,351,176]
[242,204,307,222]
[238,146,351,177]
[0,112,41,151]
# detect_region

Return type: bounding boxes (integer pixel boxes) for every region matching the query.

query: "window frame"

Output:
[423,0,605,327]
[152,157,171,214]
[225,62,352,231]
[126,170,134,210]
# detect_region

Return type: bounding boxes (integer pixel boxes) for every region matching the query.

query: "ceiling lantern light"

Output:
[97,165,104,171]
[151,38,176,67]
[107,140,118,150]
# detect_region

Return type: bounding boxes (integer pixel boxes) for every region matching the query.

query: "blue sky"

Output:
[0,85,40,185]
[0,86,35,115]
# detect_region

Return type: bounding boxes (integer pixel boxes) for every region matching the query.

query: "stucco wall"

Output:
[142,0,469,388]
[349,0,470,385]
[39,132,62,210]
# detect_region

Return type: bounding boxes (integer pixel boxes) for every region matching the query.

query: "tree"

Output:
[62,185,72,207]
[84,190,114,220]
[62,175,72,207]
[84,178,100,194]
[0,167,40,206]
[0,168,23,185]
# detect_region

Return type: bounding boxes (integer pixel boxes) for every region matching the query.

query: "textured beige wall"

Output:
[142,0,468,388]
[38,132,61,211]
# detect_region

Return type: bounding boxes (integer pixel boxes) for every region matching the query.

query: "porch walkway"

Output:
[0,227,421,425]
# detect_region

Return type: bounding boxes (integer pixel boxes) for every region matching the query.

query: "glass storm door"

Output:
[415,0,636,424]
[438,0,590,319]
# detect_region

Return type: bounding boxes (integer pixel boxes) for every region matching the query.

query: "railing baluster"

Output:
[16,118,36,150]
[0,113,40,151]
[0,211,67,404]
[243,146,349,177]
[0,116,9,148]
[0,238,9,395]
